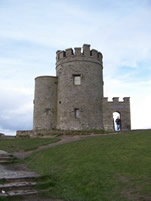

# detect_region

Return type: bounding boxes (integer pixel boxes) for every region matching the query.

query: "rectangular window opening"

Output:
[73,75,81,85]
[74,108,79,119]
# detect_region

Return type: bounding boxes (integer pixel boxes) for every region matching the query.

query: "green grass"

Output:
[25,130,151,201]
[0,196,22,201]
[0,138,60,152]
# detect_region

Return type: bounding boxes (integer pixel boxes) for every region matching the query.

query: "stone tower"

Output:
[56,44,104,130]
[33,76,57,130]
[33,44,131,132]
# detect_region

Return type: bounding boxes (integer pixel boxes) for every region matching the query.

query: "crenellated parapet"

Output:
[103,97,130,103]
[56,44,104,130]
[56,44,103,66]
[103,97,131,131]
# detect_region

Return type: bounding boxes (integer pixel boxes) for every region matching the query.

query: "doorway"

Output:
[113,112,121,131]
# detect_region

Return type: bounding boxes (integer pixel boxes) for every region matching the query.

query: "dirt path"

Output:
[0,133,121,200]
[13,133,118,160]
[7,133,121,201]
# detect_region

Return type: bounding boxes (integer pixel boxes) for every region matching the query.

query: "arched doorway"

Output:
[113,112,121,131]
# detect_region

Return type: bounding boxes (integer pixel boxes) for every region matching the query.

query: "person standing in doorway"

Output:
[116,117,121,131]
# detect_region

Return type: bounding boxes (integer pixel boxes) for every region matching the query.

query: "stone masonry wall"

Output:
[103,97,131,131]
[56,44,104,130]
[33,76,57,130]
[31,44,131,134]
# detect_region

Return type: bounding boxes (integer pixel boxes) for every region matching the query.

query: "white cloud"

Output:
[0,86,33,134]
[0,0,151,134]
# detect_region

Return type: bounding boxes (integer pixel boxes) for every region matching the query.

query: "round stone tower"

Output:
[56,44,104,130]
[33,76,57,130]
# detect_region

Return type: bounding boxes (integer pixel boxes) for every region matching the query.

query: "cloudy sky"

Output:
[0,0,151,135]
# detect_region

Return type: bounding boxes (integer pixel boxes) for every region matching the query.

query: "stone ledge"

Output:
[16,129,106,138]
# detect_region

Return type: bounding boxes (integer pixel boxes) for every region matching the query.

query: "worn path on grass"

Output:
[13,133,119,160]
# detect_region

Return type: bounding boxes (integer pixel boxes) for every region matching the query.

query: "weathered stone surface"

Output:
[33,76,57,130]
[103,97,131,131]
[56,44,104,130]
[0,150,40,197]
[25,44,131,134]
[0,189,38,197]
[0,150,8,155]
[0,164,38,180]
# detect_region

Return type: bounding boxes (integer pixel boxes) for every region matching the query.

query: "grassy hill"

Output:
[0,137,60,152]
[24,130,151,201]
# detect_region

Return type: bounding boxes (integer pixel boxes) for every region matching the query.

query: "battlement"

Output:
[103,97,130,103]
[56,44,103,63]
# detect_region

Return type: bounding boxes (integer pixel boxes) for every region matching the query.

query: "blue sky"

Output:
[0,0,151,135]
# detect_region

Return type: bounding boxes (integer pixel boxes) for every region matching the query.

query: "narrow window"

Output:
[73,75,81,85]
[74,108,79,119]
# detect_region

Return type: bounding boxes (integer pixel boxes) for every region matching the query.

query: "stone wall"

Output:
[103,97,131,131]
[33,76,57,130]
[56,44,104,130]
[31,44,131,133]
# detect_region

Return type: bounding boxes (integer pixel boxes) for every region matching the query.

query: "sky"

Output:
[0,0,151,135]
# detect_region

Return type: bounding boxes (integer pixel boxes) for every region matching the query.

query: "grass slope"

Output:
[25,130,151,201]
[0,138,60,152]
